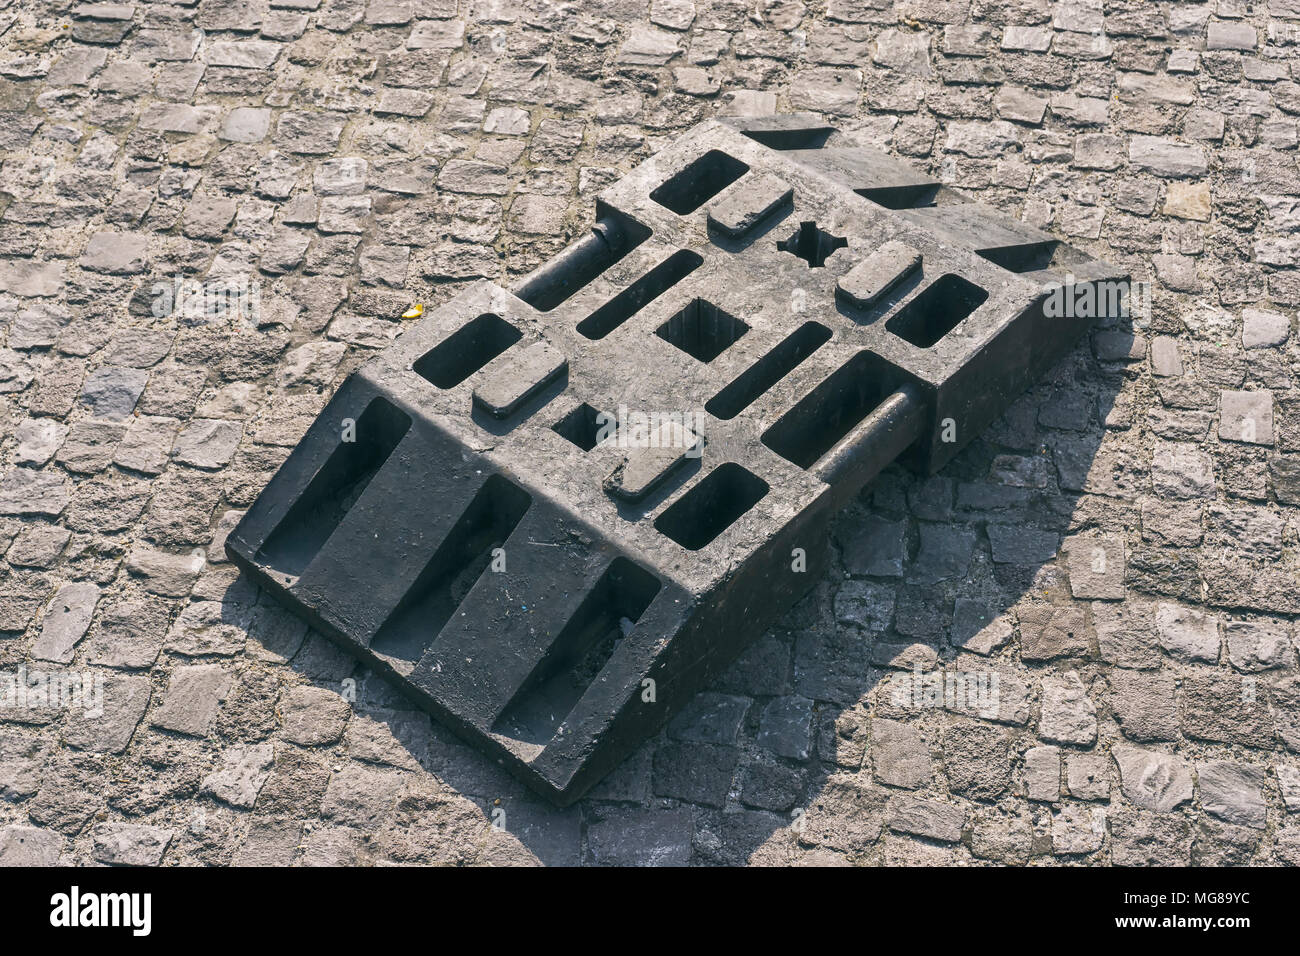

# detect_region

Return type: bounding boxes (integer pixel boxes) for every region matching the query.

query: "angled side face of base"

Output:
[226,370,829,803]
[230,114,1123,803]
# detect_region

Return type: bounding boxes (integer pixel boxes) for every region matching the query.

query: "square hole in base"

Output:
[656,299,749,363]
[552,403,611,451]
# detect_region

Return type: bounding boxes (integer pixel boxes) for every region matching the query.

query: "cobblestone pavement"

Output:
[1,0,1299,867]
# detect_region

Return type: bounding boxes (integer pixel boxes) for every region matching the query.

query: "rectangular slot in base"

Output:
[737,125,835,151]
[976,241,1060,273]
[577,249,703,340]
[762,352,896,469]
[706,321,832,420]
[255,398,410,580]
[491,557,661,748]
[414,313,522,389]
[369,474,531,664]
[650,150,749,215]
[885,275,989,349]
[654,462,769,551]
[856,184,940,209]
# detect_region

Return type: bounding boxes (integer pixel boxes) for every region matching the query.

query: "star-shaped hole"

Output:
[777,221,848,268]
